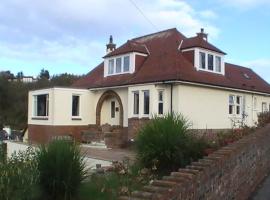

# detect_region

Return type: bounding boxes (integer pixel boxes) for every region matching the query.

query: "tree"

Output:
[39,68,50,80]
[16,71,24,79]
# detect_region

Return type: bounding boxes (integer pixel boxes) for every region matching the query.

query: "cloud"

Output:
[0,0,219,75]
[244,59,270,83]
[219,0,270,9]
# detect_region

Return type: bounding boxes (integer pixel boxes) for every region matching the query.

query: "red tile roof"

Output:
[73,28,270,94]
[104,40,149,58]
[181,36,226,54]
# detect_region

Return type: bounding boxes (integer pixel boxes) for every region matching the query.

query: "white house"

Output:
[27,28,270,144]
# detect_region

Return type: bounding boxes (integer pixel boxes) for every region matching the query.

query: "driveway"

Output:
[250,173,270,200]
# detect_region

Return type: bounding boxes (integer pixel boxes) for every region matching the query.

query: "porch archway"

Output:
[96,90,124,127]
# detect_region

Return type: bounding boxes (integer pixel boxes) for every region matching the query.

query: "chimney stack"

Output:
[197,28,208,41]
[106,35,116,53]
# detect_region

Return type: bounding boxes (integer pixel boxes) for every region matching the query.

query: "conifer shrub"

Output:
[37,140,87,200]
[136,113,209,173]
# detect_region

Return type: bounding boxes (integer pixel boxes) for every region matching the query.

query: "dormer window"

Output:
[196,49,225,75]
[104,53,135,77]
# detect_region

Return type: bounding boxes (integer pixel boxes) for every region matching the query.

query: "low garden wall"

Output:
[121,124,270,200]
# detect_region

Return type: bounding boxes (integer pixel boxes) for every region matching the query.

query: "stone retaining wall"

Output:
[120,124,270,200]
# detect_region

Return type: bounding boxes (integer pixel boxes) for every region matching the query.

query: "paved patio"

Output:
[81,146,136,162]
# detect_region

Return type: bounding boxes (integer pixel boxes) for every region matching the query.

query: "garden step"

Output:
[142,185,169,193]
[131,191,154,199]
[163,176,188,184]
[186,165,205,171]
[171,171,195,180]
[151,180,178,188]
[119,196,144,200]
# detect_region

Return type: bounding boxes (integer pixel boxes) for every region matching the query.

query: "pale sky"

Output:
[0,0,269,82]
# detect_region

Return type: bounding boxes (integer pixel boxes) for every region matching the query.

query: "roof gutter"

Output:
[88,80,270,96]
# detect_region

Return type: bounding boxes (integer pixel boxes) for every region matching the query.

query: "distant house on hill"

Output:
[9,76,37,83]
[27,28,270,144]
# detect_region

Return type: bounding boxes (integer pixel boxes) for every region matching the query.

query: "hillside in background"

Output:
[0,69,82,130]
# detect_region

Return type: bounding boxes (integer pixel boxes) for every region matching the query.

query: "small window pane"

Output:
[199,52,206,69]
[229,95,234,104]
[158,91,163,101]
[111,101,115,118]
[133,92,139,115]
[143,91,150,115]
[236,96,241,104]
[116,58,122,73]
[158,103,163,115]
[236,106,240,115]
[158,91,164,115]
[36,94,49,116]
[208,54,214,71]
[215,56,221,72]
[108,59,114,74]
[72,95,80,116]
[123,56,130,72]
[229,105,234,114]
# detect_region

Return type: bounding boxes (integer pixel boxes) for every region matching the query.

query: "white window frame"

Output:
[33,94,49,117]
[72,94,81,118]
[133,91,139,116]
[262,102,267,112]
[185,48,225,75]
[143,90,150,116]
[108,59,114,75]
[229,94,242,116]
[158,90,164,115]
[115,57,122,73]
[123,56,130,72]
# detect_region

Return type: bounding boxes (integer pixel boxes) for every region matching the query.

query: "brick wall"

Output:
[121,124,270,200]
[128,117,150,140]
[28,124,89,144]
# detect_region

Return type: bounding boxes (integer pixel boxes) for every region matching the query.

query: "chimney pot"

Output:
[197,28,208,41]
[106,35,116,53]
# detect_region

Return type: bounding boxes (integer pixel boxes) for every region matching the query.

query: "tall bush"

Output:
[258,111,270,127]
[136,113,209,173]
[0,147,39,200]
[37,140,87,200]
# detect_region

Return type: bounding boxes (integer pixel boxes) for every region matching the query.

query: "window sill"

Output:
[72,117,82,121]
[32,117,48,120]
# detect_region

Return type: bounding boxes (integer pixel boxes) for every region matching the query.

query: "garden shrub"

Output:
[136,113,209,174]
[0,147,40,200]
[37,139,87,200]
[258,111,270,127]
[0,143,7,163]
